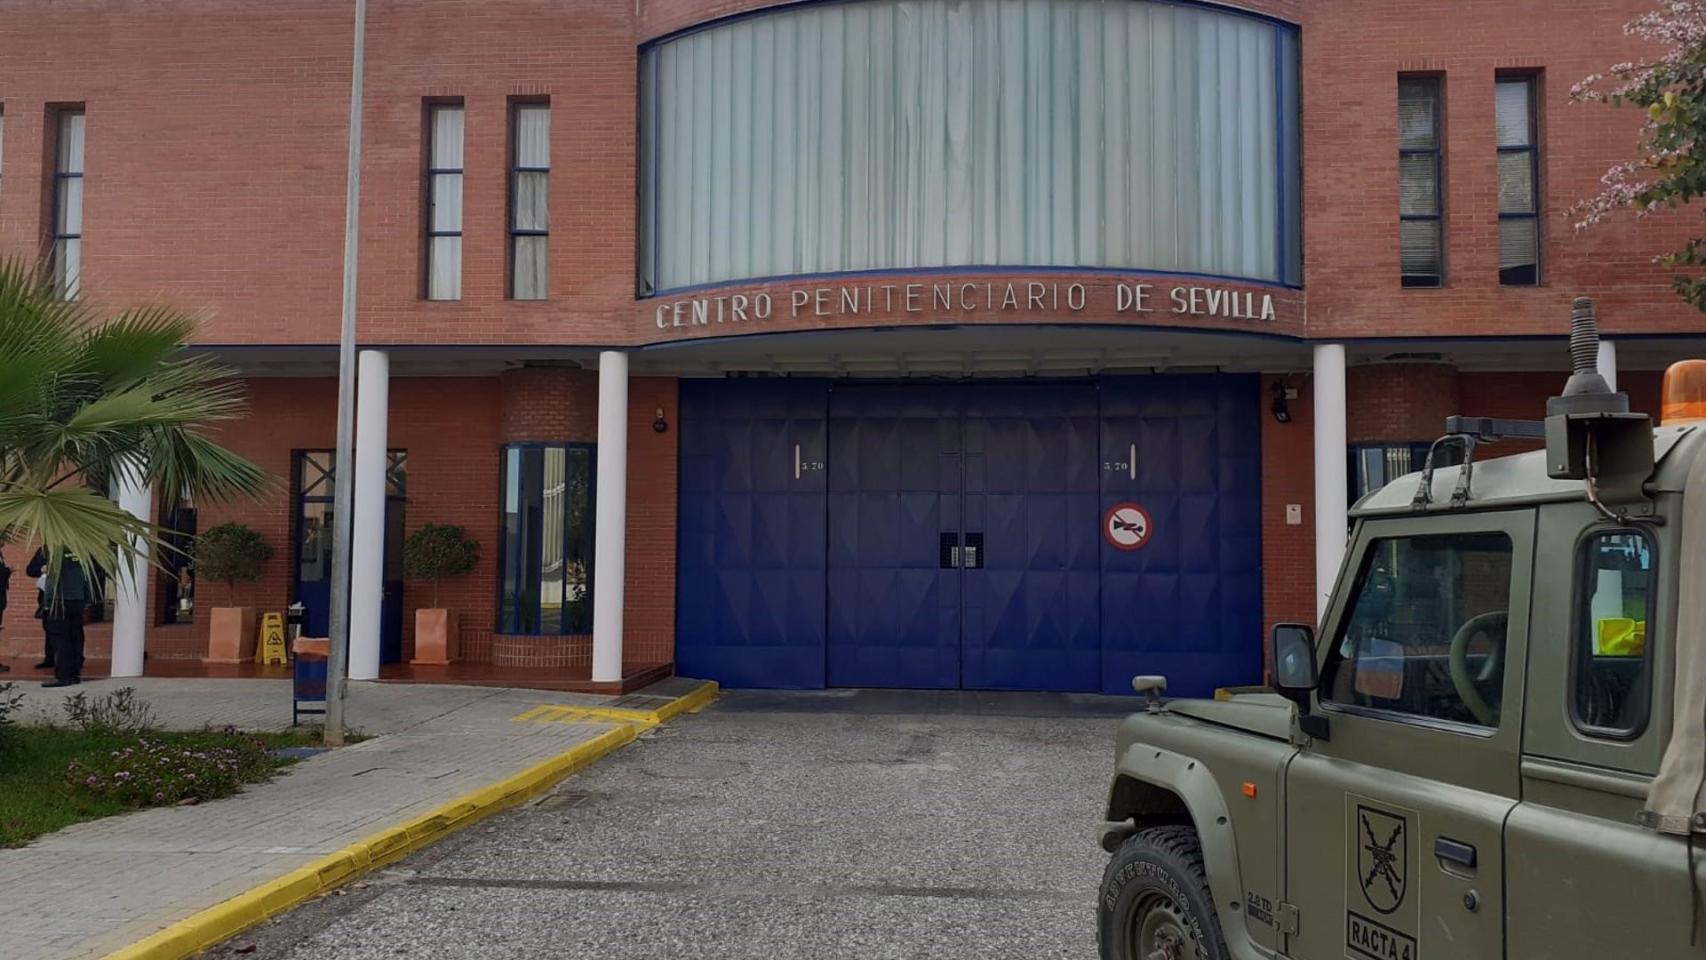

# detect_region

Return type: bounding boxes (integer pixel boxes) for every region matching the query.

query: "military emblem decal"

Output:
[1345,798,1419,960]
[1356,805,1407,914]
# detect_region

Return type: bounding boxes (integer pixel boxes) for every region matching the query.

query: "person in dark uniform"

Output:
[0,549,10,673]
[28,547,89,687]
[32,571,52,670]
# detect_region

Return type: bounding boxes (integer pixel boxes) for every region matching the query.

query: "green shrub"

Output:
[60,687,157,734]
[401,523,479,607]
[65,730,278,807]
[194,522,273,605]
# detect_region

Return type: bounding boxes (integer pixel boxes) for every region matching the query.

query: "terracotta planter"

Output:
[206,606,258,663]
[411,608,460,665]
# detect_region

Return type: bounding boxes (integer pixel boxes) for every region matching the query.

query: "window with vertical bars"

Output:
[509,102,549,300]
[51,108,85,300]
[426,102,464,300]
[1497,76,1541,286]
[1348,443,1435,505]
[1399,77,1443,288]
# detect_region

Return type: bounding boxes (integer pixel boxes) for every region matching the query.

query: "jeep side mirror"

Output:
[1270,623,1318,705]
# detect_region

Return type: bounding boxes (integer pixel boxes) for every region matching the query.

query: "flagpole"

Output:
[325,0,368,746]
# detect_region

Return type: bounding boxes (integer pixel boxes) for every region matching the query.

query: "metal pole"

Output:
[325,0,368,746]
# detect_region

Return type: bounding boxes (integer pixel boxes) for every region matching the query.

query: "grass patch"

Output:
[0,726,321,848]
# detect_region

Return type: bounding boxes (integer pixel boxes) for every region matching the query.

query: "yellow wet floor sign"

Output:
[259,612,287,665]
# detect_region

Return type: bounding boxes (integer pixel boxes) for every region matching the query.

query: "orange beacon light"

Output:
[1661,359,1706,425]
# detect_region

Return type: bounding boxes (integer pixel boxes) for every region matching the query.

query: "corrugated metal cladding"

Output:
[676,376,1262,696]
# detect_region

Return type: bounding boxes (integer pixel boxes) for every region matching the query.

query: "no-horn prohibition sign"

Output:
[1103,502,1153,551]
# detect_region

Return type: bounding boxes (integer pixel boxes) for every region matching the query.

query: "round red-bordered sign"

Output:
[1103,502,1153,551]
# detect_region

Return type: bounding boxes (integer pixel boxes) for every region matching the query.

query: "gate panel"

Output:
[676,379,828,688]
[826,385,961,688]
[1098,375,1263,697]
[960,385,1101,691]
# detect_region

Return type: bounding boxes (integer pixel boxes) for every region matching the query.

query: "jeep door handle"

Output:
[1434,836,1477,870]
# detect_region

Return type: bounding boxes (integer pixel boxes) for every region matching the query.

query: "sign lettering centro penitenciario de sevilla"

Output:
[651,279,1279,332]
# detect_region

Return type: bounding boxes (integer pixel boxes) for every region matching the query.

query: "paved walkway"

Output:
[233,689,1130,960]
[0,676,702,960]
[5,675,548,735]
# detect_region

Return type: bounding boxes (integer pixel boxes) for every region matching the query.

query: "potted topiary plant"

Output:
[194,522,274,663]
[402,523,479,665]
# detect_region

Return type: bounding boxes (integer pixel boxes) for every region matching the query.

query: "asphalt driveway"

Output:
[231,689,1130,960]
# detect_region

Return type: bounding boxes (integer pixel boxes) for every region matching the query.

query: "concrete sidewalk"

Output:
[0,676,713,960]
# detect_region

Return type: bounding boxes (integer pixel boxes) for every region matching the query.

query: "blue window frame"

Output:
[497,443,594,635]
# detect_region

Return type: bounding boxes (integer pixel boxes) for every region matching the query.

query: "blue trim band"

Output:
[647,264,1301,300]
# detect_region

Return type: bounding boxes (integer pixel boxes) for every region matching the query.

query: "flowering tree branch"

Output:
[1575,2,1706,309]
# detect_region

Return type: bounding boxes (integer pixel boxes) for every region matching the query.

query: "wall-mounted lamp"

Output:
[1270,381,1292,424]
[652,406,669,433]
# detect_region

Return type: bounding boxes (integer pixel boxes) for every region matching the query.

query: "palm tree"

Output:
[0,257,269,582]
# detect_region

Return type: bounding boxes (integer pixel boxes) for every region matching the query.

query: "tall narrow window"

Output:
[426,103,464,300]
[498,443,594,634]
[51,108,85,299]
[1399,78,1444,288]
[509,102,549,300]
[0,107,7,196]
[1497,76,1541,285]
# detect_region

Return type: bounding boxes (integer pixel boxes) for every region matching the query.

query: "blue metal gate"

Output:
[1097,375,1263,696]
[961,386,1103,691]
[675,379,829,688]
[825,385,963,688]
[822,383,1100,690]
[675,376,1262,696]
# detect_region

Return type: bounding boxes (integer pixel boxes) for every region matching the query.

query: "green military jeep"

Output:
[1097,302,1706,960]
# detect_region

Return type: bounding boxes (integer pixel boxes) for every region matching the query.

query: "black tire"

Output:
[1098,825,1231,960]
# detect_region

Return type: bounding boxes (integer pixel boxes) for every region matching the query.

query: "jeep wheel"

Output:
[1098,826,1230,960]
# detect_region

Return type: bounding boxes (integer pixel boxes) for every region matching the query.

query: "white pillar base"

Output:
[349,349,389,681]
[1313,344,1349,623]
[110,464,152,678]
[591,351,629,683]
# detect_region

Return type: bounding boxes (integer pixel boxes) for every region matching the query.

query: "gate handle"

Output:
[1434,837,1477,870]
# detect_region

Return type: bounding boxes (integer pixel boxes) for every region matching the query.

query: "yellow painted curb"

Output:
[513,679,720,727]
[102,680,719,960]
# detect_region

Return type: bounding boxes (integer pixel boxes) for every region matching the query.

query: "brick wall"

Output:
[499,367,598,442]
[625,377,679,669]
[1346,363,1461,444]
[1,0,1696,350]
[1260,372,1317,653]
[1302,0,1703,339]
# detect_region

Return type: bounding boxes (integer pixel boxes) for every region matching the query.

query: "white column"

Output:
[1313,344,1349,623]
[348,349,389,681]
[110,463,152,678]
[591,351,629,683]
[1597,338,1618,392]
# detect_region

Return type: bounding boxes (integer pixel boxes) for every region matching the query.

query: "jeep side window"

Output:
[1572,531,1654,737]
[1322,532,1515,728]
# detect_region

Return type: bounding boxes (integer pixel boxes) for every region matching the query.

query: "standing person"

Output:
[28,547,89,687]
[0,549,10,673]
[32,571,50,671]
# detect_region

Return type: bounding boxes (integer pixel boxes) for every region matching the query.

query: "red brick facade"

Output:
[0,0,1701,677]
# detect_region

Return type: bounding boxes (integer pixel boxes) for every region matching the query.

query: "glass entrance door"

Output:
[293,450,407,662]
